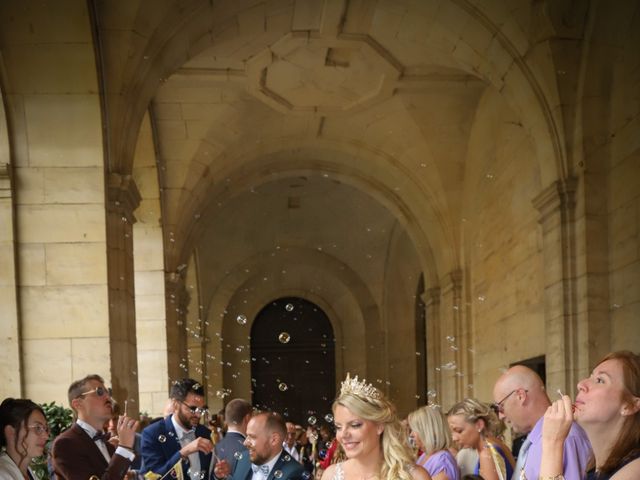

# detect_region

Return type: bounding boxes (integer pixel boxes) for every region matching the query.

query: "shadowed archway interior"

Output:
[250,297,336,424]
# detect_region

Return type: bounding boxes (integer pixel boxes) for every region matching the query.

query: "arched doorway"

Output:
[250,297,336,424]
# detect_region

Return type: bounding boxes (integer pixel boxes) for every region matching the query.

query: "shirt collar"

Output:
[171,415,192,439]
[76,419,100,437]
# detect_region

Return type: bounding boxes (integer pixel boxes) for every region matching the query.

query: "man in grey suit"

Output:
[223,412,304,480]
[214,398,252,472]
[52,374,138,480]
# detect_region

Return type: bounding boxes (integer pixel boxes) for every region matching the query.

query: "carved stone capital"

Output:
[441,269,462,296]
[422,287,441,307]
[107,173,141,223]
[0,164,12,200]
[532,177,577,224]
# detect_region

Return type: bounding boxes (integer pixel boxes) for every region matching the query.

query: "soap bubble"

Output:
[158,435,166,443]
[236,314,247,325]
[273,471,283,479]
[234,451,243,460]
[278,383,288,392]
[283,455,291,462]
[285,303,294,312]
[308,416,317,425]
[278,332,291,344]
[324,414,333,423]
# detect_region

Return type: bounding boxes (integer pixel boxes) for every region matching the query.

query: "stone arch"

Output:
[202,246,381,408]
[96,0,568,190]
[166,141,446,287]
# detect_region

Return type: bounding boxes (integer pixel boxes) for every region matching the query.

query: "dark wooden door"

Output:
[251,297,336,425]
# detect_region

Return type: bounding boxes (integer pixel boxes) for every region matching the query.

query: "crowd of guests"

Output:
[1,350,638,480]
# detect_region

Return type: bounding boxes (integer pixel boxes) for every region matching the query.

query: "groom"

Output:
[222,411,304,480]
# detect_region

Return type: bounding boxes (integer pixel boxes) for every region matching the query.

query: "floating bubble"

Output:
[283,454,291,462]
[285,303,294,312]
[302,472,312,480]
[278,332,291,344]
[308,416,317,426]
[158,435,166,443]
[415,352,421,356]
[273,471,283,479]
[427,390,437,398]
[278,382,288,392]
[234,451,243,460]
[477,295,486,302]
[324,414,333,423]
[441,361,457,370]
[236,314,247,325]
[446,335,455,342]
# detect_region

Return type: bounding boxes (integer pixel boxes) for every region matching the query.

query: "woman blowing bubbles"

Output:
[321,374,431,480]
[0,399,49,480]
[541,350,640,480]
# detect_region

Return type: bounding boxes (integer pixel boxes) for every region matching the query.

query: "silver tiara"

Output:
[340,373,381,400]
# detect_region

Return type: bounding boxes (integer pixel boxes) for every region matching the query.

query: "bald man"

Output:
[493,365,592,480]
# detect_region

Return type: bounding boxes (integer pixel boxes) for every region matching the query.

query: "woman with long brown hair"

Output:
[541,350,640,479]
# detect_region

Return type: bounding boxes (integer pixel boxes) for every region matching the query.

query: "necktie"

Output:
[92,431,108,442]
[251,464,270,477]
[513,437,532,480]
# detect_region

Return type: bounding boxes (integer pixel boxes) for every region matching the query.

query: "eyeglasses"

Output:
[491,389,527,414]
[28,423,50,436]
[181,402,208,415]
[79,386,112,398]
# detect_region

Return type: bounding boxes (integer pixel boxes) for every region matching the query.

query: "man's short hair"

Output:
[261,411,286,438]
[67,374,105,415]
[170,378,205,402]
[224,398,253,425]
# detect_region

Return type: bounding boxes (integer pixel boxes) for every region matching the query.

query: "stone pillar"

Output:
[0,164,22,398]
[533,177,582,392]
[439,269,463,409]
[165,272,189,384]
[106,173,141,415]
[423,287,440,406]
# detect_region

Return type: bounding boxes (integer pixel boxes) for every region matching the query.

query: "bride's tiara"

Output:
[340,373,381,400]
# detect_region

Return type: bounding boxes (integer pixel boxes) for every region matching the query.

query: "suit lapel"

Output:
[73,424,109,467]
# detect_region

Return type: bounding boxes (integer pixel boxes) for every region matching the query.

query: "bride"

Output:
[321,374,431,480]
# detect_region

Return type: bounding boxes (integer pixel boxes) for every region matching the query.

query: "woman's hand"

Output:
[539,394,573,478]
[542,395,573,445]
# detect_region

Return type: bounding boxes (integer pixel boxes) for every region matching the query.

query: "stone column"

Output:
[423,287,440,405]
[533,177,582,392]
[439,269,462,409]
[0,164,22,398]
[165,272,189,383]
[106,173,141,415]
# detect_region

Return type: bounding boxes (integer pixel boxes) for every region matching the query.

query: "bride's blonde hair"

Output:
[333,375,415,480]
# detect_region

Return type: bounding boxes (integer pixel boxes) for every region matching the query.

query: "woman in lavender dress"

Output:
[408,406,460,480]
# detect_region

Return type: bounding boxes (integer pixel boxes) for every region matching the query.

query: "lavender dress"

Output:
[417,450,460,480]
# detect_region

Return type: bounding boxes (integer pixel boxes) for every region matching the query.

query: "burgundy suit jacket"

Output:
[52,423,132,480]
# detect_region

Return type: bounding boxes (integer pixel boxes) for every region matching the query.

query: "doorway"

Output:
[250,297,336,424]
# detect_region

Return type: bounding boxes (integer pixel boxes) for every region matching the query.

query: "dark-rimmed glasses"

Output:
[181,402,208,416]
[79,386,112,398]
[491,388,526,414]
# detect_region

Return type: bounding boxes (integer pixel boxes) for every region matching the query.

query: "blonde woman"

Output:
[408,406,460,480]
[447,399,514,480]
[321,374,431,480]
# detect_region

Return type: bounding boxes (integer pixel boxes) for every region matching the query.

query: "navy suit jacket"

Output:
[52,423,132,480]
[229,450,305,480]
[214,431,248,473]
[141,416,213,477]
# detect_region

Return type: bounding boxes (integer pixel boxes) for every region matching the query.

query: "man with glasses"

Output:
[141,378,214,480]
[493,365,591,480]
[52,374,139,480]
